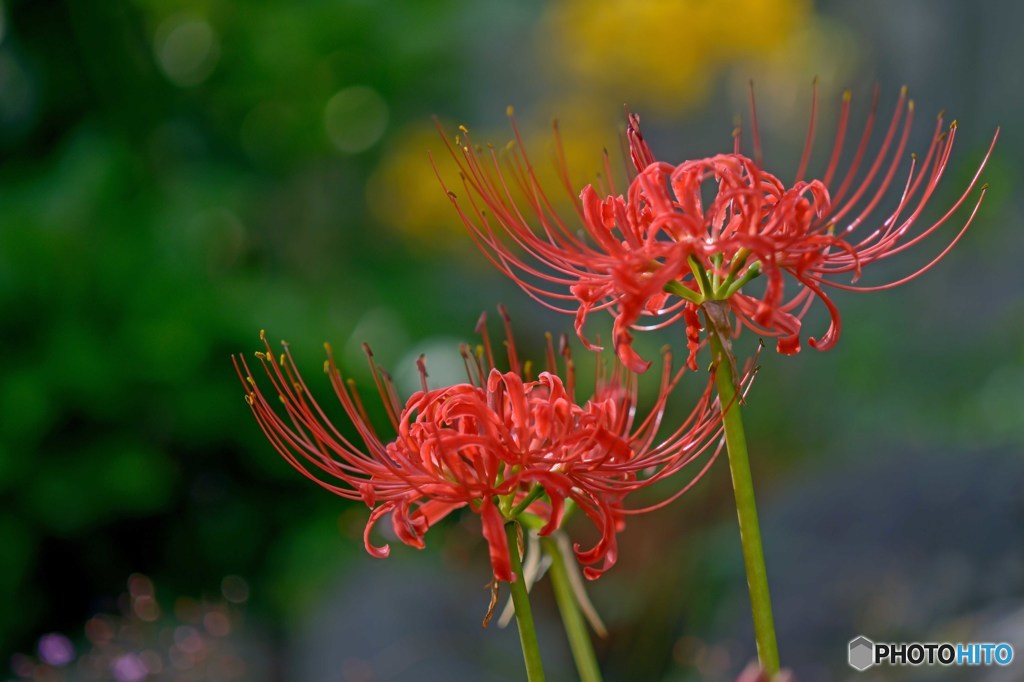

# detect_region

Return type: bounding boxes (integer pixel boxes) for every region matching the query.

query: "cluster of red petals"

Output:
[587,148,834,363]
[235,310,730,582]
[438,87,996,370]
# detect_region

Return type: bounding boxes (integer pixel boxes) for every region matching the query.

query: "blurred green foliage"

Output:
[0,0,489,656]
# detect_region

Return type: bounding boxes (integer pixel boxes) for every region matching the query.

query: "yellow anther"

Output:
[324,360,330,373]
[255,351,267,360]
[900,84,908,97]
[842,89,852,102]
[908,99,915,112]
[279,353,286,365]
[506,105,515,117]
[458,124,468,134]
[260,329,266,341]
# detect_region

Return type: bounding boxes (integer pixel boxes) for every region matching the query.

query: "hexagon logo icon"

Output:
[849,636,875,671]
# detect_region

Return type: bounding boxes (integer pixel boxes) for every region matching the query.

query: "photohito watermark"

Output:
[848,635,1014,671]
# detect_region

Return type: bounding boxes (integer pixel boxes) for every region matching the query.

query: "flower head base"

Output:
[236,308,736,582]
[438,86,997,370]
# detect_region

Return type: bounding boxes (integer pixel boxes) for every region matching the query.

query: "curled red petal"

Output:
[683,303,702,371]
[479,496,513,582]
[391,498,427,549]
[804,279,842,351]
[612,318,651,373]
[363,503,394,559]
[412,499,465,527]
[777,335,801,355]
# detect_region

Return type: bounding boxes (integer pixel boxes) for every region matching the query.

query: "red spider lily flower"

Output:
[234,308,736,583]
[437,86,997,371]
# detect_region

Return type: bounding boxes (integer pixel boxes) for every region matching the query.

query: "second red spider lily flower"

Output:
[234,308,737,584]
[438,86,997,371]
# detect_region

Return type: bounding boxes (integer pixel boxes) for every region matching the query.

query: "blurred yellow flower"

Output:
[371,0,822,244]
[543,0,813,113]
[368,113,620,249]
[366,124,462,245]
[727,16,860,136]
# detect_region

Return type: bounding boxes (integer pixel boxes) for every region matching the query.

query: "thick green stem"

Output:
[506,522,546,682]
[707,329,780,675]
[541,536,603,682]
